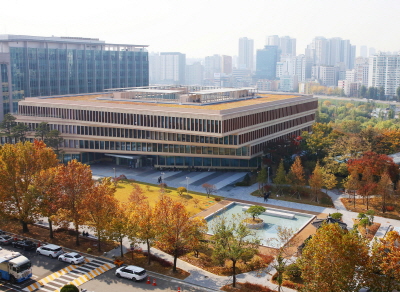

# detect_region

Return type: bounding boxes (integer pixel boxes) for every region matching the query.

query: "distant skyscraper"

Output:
[267,35,296,58]
[160,52,186,85]
[360,46,368,58]
[238,37,254,71]
[221,55,232,74]
[185,62,203,85]
[354,57,369,86]
[267,35,280,46]
[149,52,161,84]
[369,47,376,57]
[256,46,278,80]
[204,55,222,80]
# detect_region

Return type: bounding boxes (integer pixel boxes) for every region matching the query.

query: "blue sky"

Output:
[1,0,398,58]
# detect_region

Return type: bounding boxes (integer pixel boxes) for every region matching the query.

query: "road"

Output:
[0,246,210,292]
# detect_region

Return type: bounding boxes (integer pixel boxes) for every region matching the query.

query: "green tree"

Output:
[45,130,64,153]
[257,167,268,195]
[309,162,324,202]
[299,224,369,292]
[11,123,29,142]
[0,141,58,232]
[273,159,287,195]
[378,86,385,100]
[0,113,17,143]
[60,284,79,292]
[210,214,260,287]
[35,122,50,140]
[396,86,400,102]
[245,205,266,220]
[360,85,367,98]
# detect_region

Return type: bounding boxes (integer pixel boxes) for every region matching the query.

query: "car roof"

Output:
[65,252,81,256]
[43,244,61,249]
[124,265,145,272]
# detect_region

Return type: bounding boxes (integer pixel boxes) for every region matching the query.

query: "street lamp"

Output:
[113,168,116,179]
[161,172,165,183]
[186,177,190,195]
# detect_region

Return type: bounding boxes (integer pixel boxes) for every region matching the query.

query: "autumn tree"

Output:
[359,167,377,210]
[133,200,158,264]
[210,214,260,287]
[309,162,324,202]
[299,224,369,292]
[343,170,360,209]
[106,203,131,258]
[287,156,306,199]
[155,196,207,272]
[85,177,118,251]
[129,183,147,203]
[35,167,62,238]
[55,160,93,246]
[377,172,393,213]
[322,167,337,193]
[202,183,217,198]
[177,187,187,196]
[273,159,287,195]
[0,141,58,232]
[366,232,400,291]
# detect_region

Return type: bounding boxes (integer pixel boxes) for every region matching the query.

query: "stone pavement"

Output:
[89,164,400,291]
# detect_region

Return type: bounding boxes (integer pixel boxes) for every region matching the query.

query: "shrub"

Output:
[60,284,79,292]
[330,212,343,220]
[235,181,249,186]
[282,280,304,290]
[214,197,221,202]
[386,206,395,211]
[285,262,302,278]
[221,282,275,292]
[87,248,92,253]
[142,251,173,267]
[320,197,332,205]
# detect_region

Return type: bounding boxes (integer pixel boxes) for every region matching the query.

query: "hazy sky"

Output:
[1,0,399,58]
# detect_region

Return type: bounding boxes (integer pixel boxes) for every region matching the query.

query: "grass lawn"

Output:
[115,179,219,216]
[251,186,334,208]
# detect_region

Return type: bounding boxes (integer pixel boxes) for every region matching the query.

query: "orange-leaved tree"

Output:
[55,160,93,246]
[299,224,369,292]
[309,162,324,202]
[106,203,132,258]
[0,141,58,232]
[85,177,118,251]
[154,196,207,272]
[377,171,393,213]
[287,156,306,199]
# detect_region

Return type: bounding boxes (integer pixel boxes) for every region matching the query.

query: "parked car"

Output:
[12,240,37,251]
[0,235,13,245]
[36,244,64,258]
[58,252,85,264]
[115,265,147,281]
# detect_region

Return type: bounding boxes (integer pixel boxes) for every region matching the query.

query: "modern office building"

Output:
[368,52,400,96]
[13,86,317,170]
[238,37,254,71]
[0,34,149,120]
[256,46,279,80]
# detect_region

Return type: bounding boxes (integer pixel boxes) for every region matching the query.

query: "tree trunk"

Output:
[232,260,237,287]
[97,232,101,252]
[173,248,178,273]
[366,195,369,210]
[120,238,124,258]
[147,239,151,265]
[353,191,356,209]
[22,221,29,233]
[75,224,80,246]
[49,218,53,239]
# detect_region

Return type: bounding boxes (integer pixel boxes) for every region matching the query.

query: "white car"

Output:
[36,244,64,258]
[115,265,147,281]
[58,252,85,264]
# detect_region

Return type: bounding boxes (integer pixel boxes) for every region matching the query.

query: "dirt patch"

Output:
[352,219,381,240]
[341,197,400,220]
[221,282,276,292]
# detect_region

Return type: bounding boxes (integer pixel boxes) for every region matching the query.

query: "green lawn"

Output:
[115,180,219,216]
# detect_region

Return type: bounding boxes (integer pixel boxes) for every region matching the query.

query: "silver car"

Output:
[0,235,13,245]
[58,252,85,264]
[115,265,147,281]
[36,244,64,258]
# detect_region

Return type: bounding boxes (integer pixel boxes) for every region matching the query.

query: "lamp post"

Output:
[113,168,116,179]
[161,172,165,183]
[186,177,190,195]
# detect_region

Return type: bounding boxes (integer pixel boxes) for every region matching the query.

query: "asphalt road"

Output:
[0,246,212,292]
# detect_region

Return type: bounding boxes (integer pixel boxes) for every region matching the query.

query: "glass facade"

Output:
[1,64,9,116]
[8,47,149,113]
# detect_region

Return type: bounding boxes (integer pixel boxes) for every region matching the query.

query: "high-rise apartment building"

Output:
[0,35,149,119]
[312,65,338,86]
[368,53,400,96]
[238,37,254,71]
[185,62,203,86]
[360,46,368,58]
[256,46,278,80]
[159,52,186,85]
[267,35,296,58]
[354,57,369,87]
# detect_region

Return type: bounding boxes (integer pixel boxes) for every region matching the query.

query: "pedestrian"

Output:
[263,192,268,202]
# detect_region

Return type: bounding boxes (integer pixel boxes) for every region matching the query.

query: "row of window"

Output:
[58,139,250,157]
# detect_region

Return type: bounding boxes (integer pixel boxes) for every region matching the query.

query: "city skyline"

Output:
[1,0,400,58]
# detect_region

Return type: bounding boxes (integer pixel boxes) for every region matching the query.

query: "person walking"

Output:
[263,192,268,202]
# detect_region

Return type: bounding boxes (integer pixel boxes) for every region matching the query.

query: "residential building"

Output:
[360,46,368,58]
[279,75,298,92]
[238,37,254,71]
[354,57,369,86]
[312,66,338,86]
[159,52,186,85]
[267,35,296,58]
[338,80,359,97]
[13,86,317,170]
[185,62,203,86]
[256,79,279,91]
[0,34,149,120]
[368,52,400,96]
[256,46,278,80]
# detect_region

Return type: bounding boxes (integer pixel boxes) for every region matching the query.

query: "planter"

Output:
[243,218,264,229]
